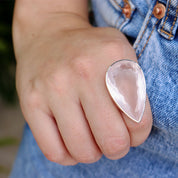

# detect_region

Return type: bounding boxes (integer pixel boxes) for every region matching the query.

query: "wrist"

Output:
[13,1,91,34]
[13,1,91,60]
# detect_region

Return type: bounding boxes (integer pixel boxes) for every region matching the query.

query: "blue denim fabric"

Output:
[11,0,178,177]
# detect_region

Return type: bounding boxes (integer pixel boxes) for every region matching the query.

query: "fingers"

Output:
[49,91,102,163]
[21,95,77,165]
[79,74,152,160]
[79,81,130,160]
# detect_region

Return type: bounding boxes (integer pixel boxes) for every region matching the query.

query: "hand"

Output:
[14,24,152,165]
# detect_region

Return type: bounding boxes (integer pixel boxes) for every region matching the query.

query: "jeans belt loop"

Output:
[158,0,178,40]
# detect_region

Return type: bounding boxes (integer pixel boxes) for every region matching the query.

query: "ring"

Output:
[105,59,146,123]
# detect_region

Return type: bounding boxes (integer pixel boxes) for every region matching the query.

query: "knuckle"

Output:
[70,58,94,80]
[45,72,68,95]
[102,136,130,158]
[106,40,121,49]
[20,78,43,110]
[104,41,125,54]
[103,40,136,59]
[25,91,41,109]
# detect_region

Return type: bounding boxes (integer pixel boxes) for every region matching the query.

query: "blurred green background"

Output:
[0,0,16,104]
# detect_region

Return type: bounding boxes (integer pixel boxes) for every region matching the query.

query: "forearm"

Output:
[13,0,90,59]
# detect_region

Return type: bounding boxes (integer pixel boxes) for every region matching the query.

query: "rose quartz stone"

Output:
[106,60,146,123]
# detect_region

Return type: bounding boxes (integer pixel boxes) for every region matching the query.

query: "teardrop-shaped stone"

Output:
[106,60,146,123]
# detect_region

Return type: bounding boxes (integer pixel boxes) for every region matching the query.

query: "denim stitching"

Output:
[138,20,159,58]
[112,0,122,9]
[134,15,153,50]
[169,3,178,39]
[160,29,174,37]
[161,0,171,33]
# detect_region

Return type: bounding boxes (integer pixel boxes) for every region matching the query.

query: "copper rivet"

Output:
[153,3,166,19]
[122,3,131,18]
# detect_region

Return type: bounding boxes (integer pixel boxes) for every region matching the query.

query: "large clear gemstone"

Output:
[106,60,146,123]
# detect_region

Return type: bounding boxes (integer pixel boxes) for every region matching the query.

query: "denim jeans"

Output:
[11,0,178,177]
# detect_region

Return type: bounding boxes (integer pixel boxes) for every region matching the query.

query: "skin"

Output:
[13,0,153,165]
